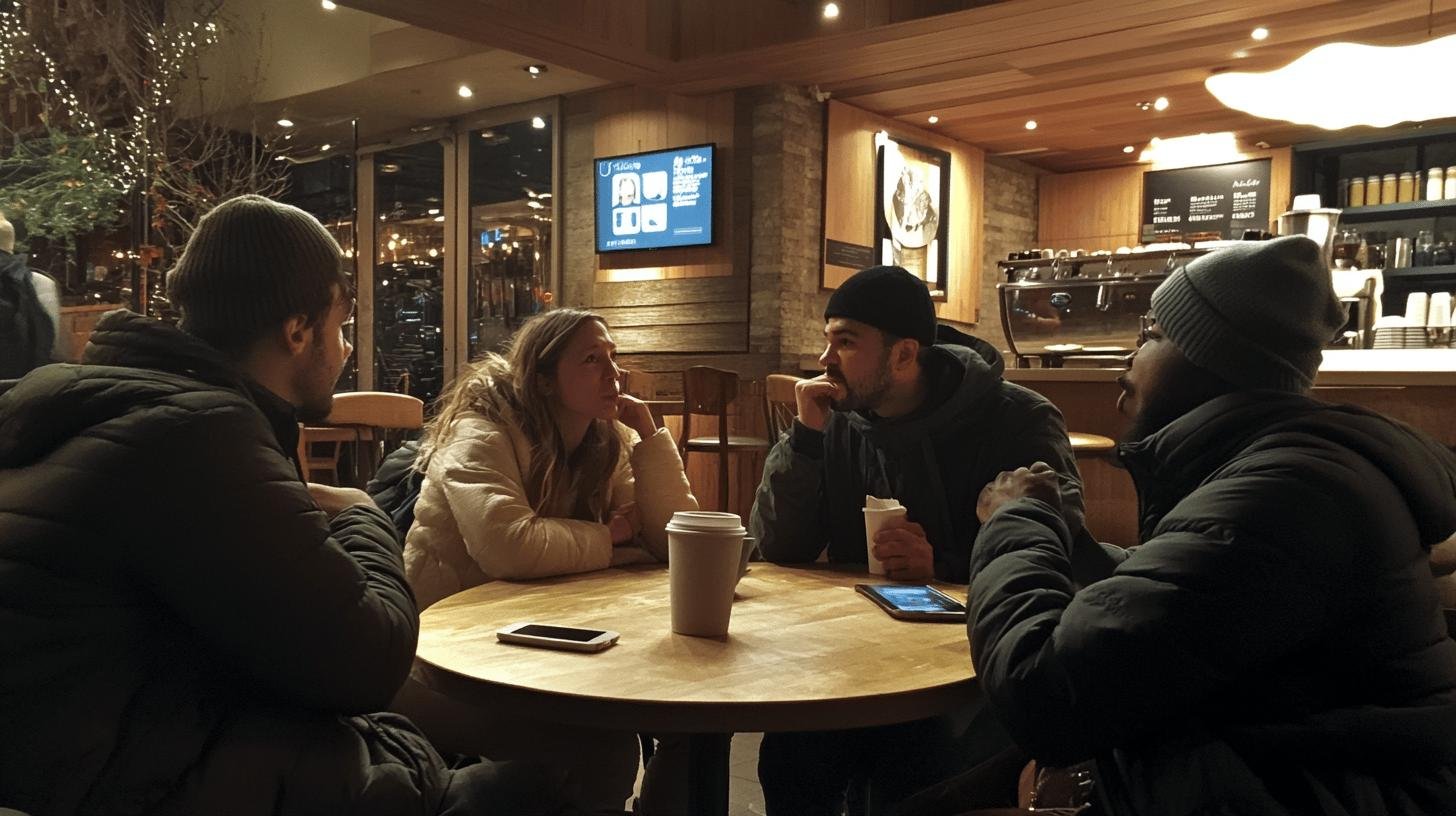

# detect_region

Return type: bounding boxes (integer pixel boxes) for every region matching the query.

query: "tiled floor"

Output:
[632,731,767,816]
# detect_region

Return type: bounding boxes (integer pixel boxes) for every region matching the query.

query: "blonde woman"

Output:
[395,308,697,813]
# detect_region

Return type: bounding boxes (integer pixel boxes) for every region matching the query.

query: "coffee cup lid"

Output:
[667,510,745,533]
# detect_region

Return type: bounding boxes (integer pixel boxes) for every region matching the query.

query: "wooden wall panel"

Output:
[822,100,985,325]
[1038,147,1294,252]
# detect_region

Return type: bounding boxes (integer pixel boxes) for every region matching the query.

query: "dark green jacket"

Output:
[750,328,1085,584]
[970,391,1456,815]
[0,311,433,816]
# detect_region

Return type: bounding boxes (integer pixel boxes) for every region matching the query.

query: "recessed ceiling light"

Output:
[379,162,400,174]
[320,0,336,9]
[927,115,939,124]
[1024,119,1038,130]
[1123,145,1135,153]
[427,208,440,215]
[531,116,546,129]
[1251,26,1269,41]
[822,2,840,19]
[409,124,437,134]
[276,118,294,128]
[319,143,331,152]
[1136,100,1152,111]
[1233,49,1249,59]
[457,84,473,98]
[433,215,445,223]
[525,65,546,77]
[1153,96,1170,111]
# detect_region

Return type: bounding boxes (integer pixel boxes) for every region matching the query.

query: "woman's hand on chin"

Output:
[608,501,642,545]
[616,393,659,440]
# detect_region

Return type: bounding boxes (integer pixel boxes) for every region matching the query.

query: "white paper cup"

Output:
[666,511,746,637]
[1430,293,1452,328]
[862,506,907,576]
[1406,292,1430,326]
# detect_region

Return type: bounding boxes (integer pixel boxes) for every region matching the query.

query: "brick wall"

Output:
[977,155,1041,351]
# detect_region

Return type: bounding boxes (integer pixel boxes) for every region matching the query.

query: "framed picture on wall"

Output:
[875,135,950,300]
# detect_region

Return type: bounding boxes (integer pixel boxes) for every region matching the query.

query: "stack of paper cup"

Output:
[1429,292,1452,328]
[863,496,907,576]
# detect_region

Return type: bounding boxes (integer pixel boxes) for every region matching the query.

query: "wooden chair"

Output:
[620,368,659,399]
[763,373,802,442]
[679,366,770,512]
[299,391,425,486]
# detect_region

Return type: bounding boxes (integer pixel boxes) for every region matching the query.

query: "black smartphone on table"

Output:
[855,584,967,622]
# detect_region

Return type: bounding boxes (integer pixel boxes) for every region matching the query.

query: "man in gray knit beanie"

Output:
[969,234,1456,816]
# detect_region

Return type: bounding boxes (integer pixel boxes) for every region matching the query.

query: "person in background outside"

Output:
[397,307,698,814]
[0,212,60,377]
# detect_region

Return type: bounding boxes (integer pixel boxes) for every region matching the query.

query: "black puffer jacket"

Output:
[0,311,428,815]
[751,327,1087,584]
[969,391,1456,815]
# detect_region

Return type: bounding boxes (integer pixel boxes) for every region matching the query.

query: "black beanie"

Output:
[167,194,346,355]
[824,265,937,346]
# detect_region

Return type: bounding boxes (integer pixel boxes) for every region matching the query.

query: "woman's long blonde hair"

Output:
[418,308,622,521]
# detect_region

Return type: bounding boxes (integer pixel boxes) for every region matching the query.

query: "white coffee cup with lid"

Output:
[666,511,746,637]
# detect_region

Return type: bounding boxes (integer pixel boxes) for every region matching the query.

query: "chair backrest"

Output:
[680,366,739,448]
[764,374,802,441]
[620,368,659,399]
[325,391,425,430]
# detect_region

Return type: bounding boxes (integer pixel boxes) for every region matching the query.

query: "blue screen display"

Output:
[595,144,713,253]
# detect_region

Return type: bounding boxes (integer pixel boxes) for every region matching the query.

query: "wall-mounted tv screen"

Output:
[595,143,714,253]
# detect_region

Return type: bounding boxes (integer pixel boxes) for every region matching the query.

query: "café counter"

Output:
[1005,349,1456,547]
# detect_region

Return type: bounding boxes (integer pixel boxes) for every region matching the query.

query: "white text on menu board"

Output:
[1230,177,1261,221]
[1152,197,1179,225]
[1187,193,1226,223]
[672,153,708,208]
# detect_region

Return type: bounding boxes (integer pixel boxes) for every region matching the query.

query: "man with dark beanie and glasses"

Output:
[0,195,577,815]
[972,236,1456,814]
[750,265,1111,814]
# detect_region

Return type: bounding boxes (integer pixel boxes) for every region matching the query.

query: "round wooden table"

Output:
[416,563,978,816]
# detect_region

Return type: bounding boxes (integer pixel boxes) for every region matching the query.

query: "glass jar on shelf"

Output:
[1380,173,1399,205]
[1332,227,1362,269]
[1435,237,1455,267]
[1414,230,1436,267]
[1446,167,1456,199]
[1398,172,1416,203]
[1365,174,1383,206]
[1428,168,1446,201]
[1348,176,1366,207]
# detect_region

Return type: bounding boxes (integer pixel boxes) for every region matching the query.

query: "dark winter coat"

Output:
[0,311,448,816]
[750,328,1087,584]
[969,391,1456,816]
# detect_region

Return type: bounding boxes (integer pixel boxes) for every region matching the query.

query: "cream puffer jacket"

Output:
[403,410,698,610]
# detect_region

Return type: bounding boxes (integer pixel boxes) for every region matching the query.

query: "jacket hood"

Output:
[846,324,1006,444]
[0,311,285,469]
[0,250,28,279]
[1121,390,1456,549]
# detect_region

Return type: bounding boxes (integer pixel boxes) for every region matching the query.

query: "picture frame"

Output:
[874,135,950,300]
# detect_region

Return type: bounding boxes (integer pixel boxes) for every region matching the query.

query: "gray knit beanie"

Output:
[1150,235,1346,392]
[167,194,346,355]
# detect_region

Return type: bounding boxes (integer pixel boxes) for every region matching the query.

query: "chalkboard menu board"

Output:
[1141,158,1272,241]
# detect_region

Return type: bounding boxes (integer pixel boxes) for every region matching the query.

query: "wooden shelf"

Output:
[1383,264,1456,279]
[1339,200,1456,221]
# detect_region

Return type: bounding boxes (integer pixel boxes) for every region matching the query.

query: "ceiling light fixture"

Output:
[321,0,336,9]
[531,116,546,129]
[525,64,547,77]
[1251,26,1269,41]
[319,143,331,152]
[1233,49,1249,59]
[927,115,939,124]
[822,2,840,19]
[1207,32,1456,129]
[1024,119,1038,130]
[1136,100,1152,111]
[1139,132,1242,168]
[1122,145,1135,153]
[276,118,294,128]
[457,84,474,98]
[1153,96,1170,111]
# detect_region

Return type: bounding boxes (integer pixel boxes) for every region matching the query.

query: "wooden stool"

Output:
[1069,432,1116,456]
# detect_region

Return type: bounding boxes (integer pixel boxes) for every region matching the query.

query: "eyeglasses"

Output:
[1136,313,1157,348]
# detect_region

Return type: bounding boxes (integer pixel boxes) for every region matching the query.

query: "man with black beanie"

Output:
[0,195,576,815]
[750,265,1097,815]
[971,236,1456,814]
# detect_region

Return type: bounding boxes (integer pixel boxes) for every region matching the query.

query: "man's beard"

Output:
[828,359,894,414]
[293,340,338,423]
[1120,362,1235,444]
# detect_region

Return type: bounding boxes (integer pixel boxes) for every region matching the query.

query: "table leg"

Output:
[686,732,731,816]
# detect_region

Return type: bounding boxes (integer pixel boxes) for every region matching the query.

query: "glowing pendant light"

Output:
[1205,33,1456,130]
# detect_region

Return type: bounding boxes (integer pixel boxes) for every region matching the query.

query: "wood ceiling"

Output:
[338,0,1456,172]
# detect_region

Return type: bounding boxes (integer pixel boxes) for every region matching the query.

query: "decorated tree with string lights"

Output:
[0,0,285,311]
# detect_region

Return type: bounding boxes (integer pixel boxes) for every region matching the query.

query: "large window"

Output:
[372,141,446,404]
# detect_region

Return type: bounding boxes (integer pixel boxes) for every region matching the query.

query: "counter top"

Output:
[1004,349,1456,387]
[59,303,124,314]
